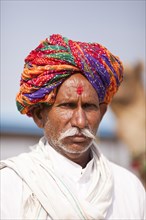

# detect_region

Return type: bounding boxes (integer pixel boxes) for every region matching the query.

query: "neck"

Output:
[47,138,93,168]
[62,148,92,168]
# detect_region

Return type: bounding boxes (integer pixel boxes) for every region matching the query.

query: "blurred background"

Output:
[1,0,145,187]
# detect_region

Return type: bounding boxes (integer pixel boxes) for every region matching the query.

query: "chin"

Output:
[58,141,93,155]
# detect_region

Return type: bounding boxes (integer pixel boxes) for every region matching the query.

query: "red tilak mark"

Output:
[77,86,83,95]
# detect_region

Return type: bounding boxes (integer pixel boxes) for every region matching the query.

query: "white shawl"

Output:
[0,137,113,220]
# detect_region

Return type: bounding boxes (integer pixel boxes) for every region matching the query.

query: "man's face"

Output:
[35,74,104,159]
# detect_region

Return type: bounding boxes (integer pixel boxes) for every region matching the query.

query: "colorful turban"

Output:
[16,34,123,116]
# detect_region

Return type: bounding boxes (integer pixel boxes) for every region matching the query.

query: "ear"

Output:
[99,103,107,121]
[31,105,47,128]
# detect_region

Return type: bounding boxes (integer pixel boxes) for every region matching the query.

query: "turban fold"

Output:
[16,34,123,116]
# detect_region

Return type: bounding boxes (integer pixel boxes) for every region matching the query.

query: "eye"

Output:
[58,102,76,109]
[82,103,99,110]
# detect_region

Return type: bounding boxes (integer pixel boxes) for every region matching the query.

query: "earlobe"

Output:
[32,107,45,128]
[99,103,107,121]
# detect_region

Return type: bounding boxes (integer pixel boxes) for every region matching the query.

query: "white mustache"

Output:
[58,127,95,141]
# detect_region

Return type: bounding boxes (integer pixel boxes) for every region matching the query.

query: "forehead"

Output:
[56,73,99,101]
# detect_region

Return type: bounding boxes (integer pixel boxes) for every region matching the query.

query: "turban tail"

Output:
[16,34,123,116]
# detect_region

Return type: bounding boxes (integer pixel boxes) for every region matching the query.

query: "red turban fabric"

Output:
[16,34,123,116]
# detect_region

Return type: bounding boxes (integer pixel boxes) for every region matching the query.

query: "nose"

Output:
[70,107,88,129]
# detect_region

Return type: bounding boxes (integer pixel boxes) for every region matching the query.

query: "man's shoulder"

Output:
[109,161,145,195]
[108,161,145,219]
[110,161,134,176]
[110,161,141,183]
[0,167,23,190]
[0,139,42,169]
[1,166,20,177]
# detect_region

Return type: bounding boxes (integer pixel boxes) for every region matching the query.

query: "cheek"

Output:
[57,109,73,121]
[44,118,55,139]
[52,109,73,129]
[88,112,101,132]
[44,110,73,138]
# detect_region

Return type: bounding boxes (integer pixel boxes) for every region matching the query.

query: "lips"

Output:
[68,134,87,142]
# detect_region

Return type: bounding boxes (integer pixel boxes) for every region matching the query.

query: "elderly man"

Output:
[0,34,145,220]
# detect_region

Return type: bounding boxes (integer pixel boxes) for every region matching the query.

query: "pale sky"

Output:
[1,0,145,135]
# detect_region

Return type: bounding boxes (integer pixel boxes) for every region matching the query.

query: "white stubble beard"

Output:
[44,120,96,154]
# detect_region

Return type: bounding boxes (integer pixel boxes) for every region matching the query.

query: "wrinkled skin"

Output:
[32,73,107,167]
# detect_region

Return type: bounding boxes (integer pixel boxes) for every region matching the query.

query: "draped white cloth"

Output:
[0,137,113,220]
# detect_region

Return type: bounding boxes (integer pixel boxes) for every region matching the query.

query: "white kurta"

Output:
[0,138,145,220]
